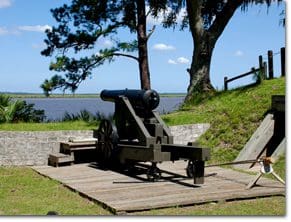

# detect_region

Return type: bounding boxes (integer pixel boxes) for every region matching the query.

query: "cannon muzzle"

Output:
[100,89,160,111]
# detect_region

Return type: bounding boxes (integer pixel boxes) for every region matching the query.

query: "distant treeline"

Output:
[0,92,186,99]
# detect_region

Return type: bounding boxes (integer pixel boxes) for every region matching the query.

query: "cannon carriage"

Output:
[94,89,210,184]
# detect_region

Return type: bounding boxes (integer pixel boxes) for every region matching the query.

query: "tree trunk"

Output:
[185,0,244,101]
[185,33,216,101]
[136,0,151,90]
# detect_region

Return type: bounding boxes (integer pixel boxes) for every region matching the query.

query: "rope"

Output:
[261,50,281,60]
[205,157,272,168]
[206,159,258,168]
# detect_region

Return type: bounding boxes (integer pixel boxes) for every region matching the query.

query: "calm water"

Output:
[23,97,184,121]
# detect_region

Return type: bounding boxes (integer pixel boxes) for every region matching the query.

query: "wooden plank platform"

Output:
[32,161,285,214]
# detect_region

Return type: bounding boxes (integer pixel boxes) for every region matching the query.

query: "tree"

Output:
[41,0,164,94]
[40,75,65,97]
[161,0,283,101]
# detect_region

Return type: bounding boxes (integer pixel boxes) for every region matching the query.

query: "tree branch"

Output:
[208,0,244,39]
[146,8,151,18]
[186,0,205,40]
[111,52,139,62]
[147,25,156,40]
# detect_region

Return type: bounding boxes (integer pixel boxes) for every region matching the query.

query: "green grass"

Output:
[0,167,111,215]
[0,121,97,131]
[132,196,285,215]
[163,77,286,164]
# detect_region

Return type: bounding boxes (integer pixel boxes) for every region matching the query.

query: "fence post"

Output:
[280,47,285,77]
[258,56,265,80]
[268,50,274,79]
[263,62,267,80]
[224,77,228,91]
[259,55,263,69]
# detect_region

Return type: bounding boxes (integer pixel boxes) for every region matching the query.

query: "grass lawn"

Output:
[0,78,286,215]
[132,196,285,215]
[0,167,111,215]
[0,121,96,131]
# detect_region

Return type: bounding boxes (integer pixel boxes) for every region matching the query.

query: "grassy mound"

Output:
[163,77,286,163]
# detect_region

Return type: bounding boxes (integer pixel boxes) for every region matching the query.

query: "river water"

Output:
[23,97,184,121]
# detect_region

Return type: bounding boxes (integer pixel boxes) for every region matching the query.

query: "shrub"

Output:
[0,94,45,123]
[62,109,112,125]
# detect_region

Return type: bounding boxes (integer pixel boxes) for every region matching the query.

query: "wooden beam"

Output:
[227,68,260,83]
[281,47,285,77]
[272,95,285,112]
[268,50,274,79]
[234,114,275,169]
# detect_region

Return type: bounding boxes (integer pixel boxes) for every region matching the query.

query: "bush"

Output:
[0,94,45,123]
[62,109,112,125]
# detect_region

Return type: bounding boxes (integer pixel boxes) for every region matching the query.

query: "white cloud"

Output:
[234,50,244,57]
[168,59,177,65]
[0,27,9,35]
[177,57,190,64]
[168,57,190,65]
[153,43,175,51]
[18,25,52,33]
[0,0,12,8]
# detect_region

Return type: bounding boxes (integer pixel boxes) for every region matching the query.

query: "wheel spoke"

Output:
[97,119,119,164]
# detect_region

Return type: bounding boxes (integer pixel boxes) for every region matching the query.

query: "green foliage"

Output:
[163,78,285,164]
[0,95,45,123]
[40,75,65,97]
[62,109,112,125]
[252,68,266,84]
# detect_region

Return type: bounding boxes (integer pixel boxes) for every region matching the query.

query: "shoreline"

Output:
[1,92,186,99]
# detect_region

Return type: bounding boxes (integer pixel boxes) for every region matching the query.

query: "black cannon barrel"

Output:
[100,89,160,111]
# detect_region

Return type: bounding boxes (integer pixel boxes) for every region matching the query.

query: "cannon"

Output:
[95,89,211,184]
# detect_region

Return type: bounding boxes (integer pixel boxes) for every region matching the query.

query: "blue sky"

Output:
[0,0,285,94]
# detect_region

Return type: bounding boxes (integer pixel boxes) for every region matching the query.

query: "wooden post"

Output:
[259,55,263,69]
[280,47,285,77]
[224,77,228,91]
[259,55,264,80]
[263,62,267,80]
[268,50,274,79]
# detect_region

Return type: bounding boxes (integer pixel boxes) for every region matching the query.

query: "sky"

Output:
[0,0,286,94]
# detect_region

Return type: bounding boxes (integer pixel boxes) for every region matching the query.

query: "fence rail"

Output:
[224,47,285,91]
[224,67,262,91]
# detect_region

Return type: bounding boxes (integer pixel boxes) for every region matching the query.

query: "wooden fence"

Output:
[224,47,285,91]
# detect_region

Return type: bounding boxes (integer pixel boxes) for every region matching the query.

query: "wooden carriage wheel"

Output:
[97,119,119,164]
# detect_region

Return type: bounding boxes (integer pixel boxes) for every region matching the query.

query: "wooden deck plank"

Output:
[112,187,285,212]
[32,161,285,214]
[92,175,282,206]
